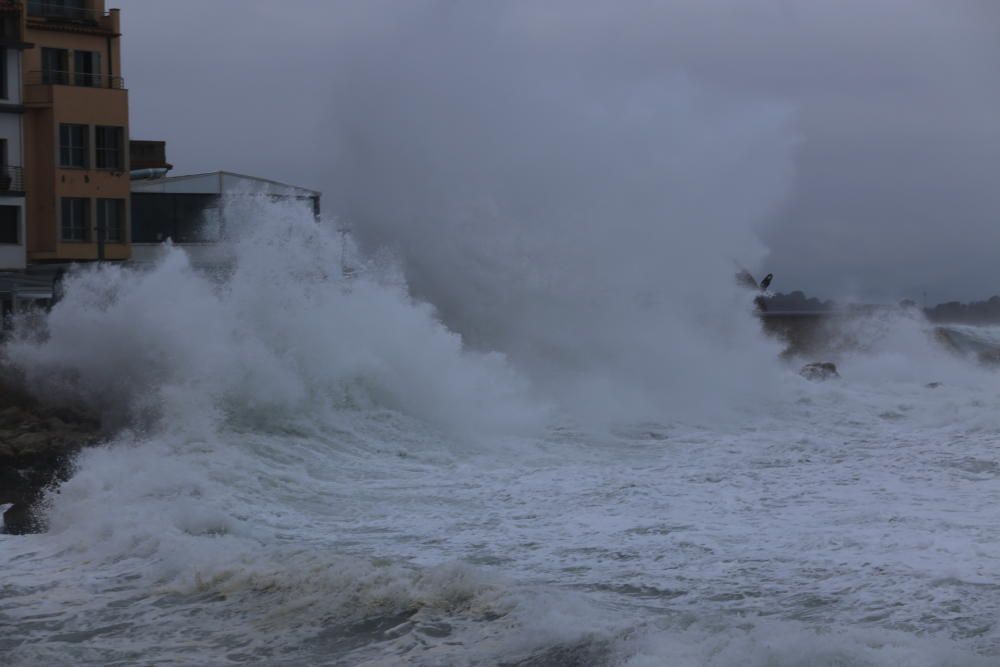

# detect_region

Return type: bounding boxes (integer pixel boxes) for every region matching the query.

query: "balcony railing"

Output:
[0,166,24,192]
[25,70,125,89]
[27,1,104,23]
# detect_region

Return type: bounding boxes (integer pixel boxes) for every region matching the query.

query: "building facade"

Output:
[0,2,29,269]
[130,171,321,267]
[22,0,129,263]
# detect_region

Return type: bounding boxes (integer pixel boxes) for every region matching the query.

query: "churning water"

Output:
[1,203,1000,666]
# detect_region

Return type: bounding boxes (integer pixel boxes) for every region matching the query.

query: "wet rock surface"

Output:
[0,383,101,534]
[799,362,840,381]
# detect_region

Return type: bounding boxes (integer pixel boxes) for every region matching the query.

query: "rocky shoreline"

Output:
[0,380,102,535]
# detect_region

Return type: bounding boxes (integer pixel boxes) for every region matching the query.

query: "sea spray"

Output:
[7,201,545,437]
[323,2,797,424]
[2,202,999,664]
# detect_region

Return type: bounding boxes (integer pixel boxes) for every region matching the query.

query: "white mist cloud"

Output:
[116,0,1000,305]
[293,1,800,420]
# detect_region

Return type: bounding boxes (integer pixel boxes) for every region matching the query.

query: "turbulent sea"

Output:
[3,211,1000,666]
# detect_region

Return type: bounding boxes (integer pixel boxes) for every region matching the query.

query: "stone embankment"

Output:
[0,381,101,534]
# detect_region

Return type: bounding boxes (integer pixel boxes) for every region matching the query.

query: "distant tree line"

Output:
[923,296,1000,323]
[759,291,1000,323]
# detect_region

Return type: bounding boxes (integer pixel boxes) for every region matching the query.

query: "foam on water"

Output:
[1,205,999,665]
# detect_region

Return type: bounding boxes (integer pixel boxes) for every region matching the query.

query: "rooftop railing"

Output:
[25,70,125,89]
[0,166,24,192]
[26,1,104,22]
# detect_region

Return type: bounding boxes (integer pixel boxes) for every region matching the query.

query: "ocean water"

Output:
[2,208,1000,666]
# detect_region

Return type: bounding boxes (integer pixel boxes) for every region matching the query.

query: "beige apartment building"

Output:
[21,0,128,262]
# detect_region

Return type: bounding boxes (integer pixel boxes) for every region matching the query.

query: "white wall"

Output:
[132,172,320,198]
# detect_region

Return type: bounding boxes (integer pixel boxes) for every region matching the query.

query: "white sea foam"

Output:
[1,201,997,665]
[6,204,543,438]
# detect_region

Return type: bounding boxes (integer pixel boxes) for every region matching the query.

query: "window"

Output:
[131,193,219,243]
[97,199,124,242]
[74,50,101,87]
[29,0,87,20]
[0,50,7,99]
[61,198,89,242]
[42,48,68,85]
[0,139,11,191]
[0,206,18,244]
[59,124,88,168]
[0,16,20,39]
[95,126,123,169]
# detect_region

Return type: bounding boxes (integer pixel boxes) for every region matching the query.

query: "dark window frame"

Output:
[0,16,19,40]
[60,197,89,242]
[29,0,88,20]
[41,47,69,85]
[0,205,19,245]
[97,198,125,243]
[131,193,221,244]
[73,50,101,88]
[95,126,123,170]
[0,49,7,100]
[59,123,89,169]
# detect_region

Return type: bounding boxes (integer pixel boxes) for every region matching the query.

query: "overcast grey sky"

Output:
[116,0,1000,303]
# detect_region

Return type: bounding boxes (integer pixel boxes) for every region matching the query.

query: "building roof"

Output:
[131,171,321,198]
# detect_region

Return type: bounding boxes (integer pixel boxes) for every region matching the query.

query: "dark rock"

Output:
[800,362,840,381]
[0,374,102,534]
[0,405,27,427]
[11,431,53,454]
[2,503,43,535]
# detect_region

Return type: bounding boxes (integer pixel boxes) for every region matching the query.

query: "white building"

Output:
[0,5,27,270]
[129,171,321,266]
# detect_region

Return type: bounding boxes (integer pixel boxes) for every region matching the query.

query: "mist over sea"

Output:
[4,3,1000,665]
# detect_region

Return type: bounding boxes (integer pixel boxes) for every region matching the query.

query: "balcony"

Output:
[0,166,24,193]
[26,1,104,23]
[25,70,124,89]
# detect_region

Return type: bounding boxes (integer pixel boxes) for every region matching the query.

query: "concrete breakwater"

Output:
[760,309,1000,363]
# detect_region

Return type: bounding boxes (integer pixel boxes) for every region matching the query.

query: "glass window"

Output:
[42,48,68,85]
[131,193,219,243]
[60,124,89,168]
[95,126,123,169]
[30,1,87,20]
[97,199,124,243]
[0,206,18,244]
[175,196,220,242]
[74,50,101,87]
[0,16,20,39]
[61,198,89,242]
